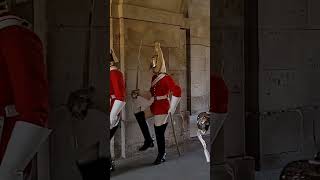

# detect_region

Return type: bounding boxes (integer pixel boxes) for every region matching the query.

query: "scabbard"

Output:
[169,113,181,156]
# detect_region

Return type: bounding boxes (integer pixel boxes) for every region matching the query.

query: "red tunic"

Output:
[210,74,229,113]
[0,16,49,162]
[150,74,181,115]
[109,68,125,112]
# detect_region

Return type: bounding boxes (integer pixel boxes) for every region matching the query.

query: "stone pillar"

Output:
[210,0,245,179]
[47,0,109,179]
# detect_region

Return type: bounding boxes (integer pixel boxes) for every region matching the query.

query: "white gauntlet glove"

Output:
[168,96,181,115]
[131,89,153,113]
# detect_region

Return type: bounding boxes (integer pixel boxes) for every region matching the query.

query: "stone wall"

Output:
[256,0,320,170]
[212,0,246,157]
[189,0,210,114]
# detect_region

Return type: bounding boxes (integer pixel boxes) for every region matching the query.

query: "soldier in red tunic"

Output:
[109,48,126,140]
[109,49,126,171]
[0,1,51,179]
[132,42,181,165]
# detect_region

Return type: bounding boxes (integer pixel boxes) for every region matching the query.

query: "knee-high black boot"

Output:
[135,111,154,151]
[109,124,119,172]
[110,124,120,171]
[153,123,168,165]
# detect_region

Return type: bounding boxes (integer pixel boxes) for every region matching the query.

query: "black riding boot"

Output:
[135,111,154,151]
[109,124,120,171]
[76,157,110,180]
[153,123,168,165]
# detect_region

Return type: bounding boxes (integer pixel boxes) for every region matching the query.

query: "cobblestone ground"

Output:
[111,136,210,180]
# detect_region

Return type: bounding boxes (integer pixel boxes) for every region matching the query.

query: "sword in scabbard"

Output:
[134,40,143,111]
[168,112,181,156]
[83,0,95,88]
[135,40,143,90]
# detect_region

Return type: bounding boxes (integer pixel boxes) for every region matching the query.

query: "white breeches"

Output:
[139,107,168,127]
[132,95,171,126]
[154,114,168,126]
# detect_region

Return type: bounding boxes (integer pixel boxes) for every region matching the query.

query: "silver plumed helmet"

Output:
[197,112,210,134]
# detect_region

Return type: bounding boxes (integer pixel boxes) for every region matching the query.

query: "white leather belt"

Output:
[154,95,168,101]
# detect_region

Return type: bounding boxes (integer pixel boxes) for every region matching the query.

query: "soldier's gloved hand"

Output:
[131,89,140,99]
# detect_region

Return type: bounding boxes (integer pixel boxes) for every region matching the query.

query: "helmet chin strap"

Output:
[150,62,166,74]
